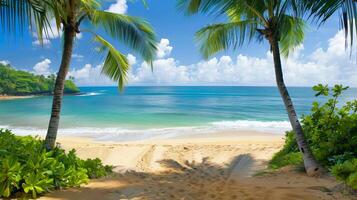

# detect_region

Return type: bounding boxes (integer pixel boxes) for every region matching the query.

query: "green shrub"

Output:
[82,158,113,179]
[0,129,113,198]
[269,131,302,169]
[331,159,357,189]
[269,151,302,169]
[270,84,357,189]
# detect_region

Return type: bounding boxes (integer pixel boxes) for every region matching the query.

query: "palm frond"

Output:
[306,0,357,48]
[278,14,305,57]
[90,10,157,64]
[92,33,129,90]
[196,21,259,58]
[0,0,50,42]
[177,0,241,17]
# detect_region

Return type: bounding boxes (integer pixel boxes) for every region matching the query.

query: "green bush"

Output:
[0,129,113,198]
[270,84,357,189]
[331,159,357,189]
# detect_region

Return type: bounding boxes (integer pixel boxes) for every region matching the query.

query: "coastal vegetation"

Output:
[178,0,322,176]
[0,64,79,96]
[0,129,112,198]
[270,85,357,189]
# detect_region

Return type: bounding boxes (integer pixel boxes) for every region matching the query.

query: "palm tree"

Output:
[305,0,357,48]
[178,0,321,176]
[39,0,157,150]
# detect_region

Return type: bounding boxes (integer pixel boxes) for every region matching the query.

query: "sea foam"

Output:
[0,120,290,142]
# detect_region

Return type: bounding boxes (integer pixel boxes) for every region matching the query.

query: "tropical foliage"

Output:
[0,63,79,95]
[0,129,113,198]
[270,84,357,189]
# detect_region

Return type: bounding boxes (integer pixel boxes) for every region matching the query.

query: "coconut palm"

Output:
[178,0,321,176]
[38,0,157,150]
[305,0,357,47]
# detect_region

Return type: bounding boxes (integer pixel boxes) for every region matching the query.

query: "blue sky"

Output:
[0,0,356,87]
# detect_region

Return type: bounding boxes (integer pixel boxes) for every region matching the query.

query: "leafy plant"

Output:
[0,157,21,197]
[83,158,113,179]
[270,84,357,189]
[331,159,357,190]
[0,129,113,198]
[22,173,53,198]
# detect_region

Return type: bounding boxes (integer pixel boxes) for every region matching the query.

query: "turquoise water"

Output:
[0,86,356,141]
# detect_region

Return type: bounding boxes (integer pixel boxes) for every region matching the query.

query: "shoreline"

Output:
[0,95,35,100]
[3,125,289,142]
[0,92,85,100]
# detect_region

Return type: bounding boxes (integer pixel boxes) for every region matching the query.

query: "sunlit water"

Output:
[0,86,356,141]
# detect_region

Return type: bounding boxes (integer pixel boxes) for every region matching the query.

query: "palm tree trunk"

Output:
[45,26,75,150]
[269,36,322,176]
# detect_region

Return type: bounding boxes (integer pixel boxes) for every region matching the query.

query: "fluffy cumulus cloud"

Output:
[156,38,173,58]
[68,33,357,87]
[33,59,52,75]
[127,54,137,65]
[68,64,114,86]
[106,0,127,14]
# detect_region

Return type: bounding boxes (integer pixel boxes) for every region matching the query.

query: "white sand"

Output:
[40,131,353,200]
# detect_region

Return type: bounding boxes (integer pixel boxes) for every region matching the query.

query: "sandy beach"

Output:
[38,131,355,200]
[0,95,34,100]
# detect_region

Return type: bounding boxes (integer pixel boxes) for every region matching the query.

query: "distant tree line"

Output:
[0,64,79,95]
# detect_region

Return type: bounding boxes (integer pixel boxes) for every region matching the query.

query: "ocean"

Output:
[0,86,356,141]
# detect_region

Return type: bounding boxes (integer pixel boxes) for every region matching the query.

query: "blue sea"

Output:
[0,86,356,141]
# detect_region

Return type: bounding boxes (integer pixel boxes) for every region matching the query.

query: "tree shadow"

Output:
[42,154,256,200]
[42,154,347,200]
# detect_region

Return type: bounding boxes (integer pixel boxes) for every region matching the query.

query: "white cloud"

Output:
[72,53,84,61]
[68,31,357,87]
[106,0,127,14]
[156,38,173,58]
[0,60,10,65]
[32,39,51,46]
[127,54,136,65]
[33,59,52,75]
[68,64,114,86]
[130,58,191,84]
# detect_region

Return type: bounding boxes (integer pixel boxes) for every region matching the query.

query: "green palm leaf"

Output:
[181,0,305,57]
[196,21,260,58]
[93,33,129,90]
[279,15,305,57]
[90,10,157,64]
[306,0,357,48]
[0,0,50,42]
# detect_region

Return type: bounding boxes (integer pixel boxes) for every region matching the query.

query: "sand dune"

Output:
[40,131,355,200]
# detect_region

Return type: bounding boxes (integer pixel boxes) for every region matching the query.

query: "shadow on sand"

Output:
[42,154,350,200]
